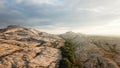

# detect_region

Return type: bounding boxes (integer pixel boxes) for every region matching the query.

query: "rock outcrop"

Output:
[0,25,64,68]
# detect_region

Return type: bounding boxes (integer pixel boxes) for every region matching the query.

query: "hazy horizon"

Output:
[0,0,120,35]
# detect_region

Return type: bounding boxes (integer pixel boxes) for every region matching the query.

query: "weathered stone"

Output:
[0,25,64,68]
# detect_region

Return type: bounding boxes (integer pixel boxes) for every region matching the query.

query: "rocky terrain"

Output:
[0,25,120,68]
[0,25,64,68]
[60,32,120,68]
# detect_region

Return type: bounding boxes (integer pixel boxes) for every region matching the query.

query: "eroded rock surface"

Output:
[0,25,64,68]
[1,26,120,68]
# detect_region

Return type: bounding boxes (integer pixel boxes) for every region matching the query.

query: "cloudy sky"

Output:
[0,0,120,35]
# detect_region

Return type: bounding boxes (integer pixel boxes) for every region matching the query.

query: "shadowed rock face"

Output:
[60,32,120,68]
[0,25,64,68]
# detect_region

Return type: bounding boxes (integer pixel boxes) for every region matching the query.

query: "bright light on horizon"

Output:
[33,21,120,36]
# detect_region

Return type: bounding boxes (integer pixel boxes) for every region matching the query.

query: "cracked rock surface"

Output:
[0,25,64,68]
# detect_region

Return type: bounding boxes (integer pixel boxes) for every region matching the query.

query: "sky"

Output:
[0,0,120,35]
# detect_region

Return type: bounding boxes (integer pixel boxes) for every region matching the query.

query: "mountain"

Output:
[0,25,64,68]
[60,32,120,68]
[0,25,120,68]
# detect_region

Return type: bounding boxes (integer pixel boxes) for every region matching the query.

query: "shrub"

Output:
[59,40,80,68]
[59,58,72,68]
